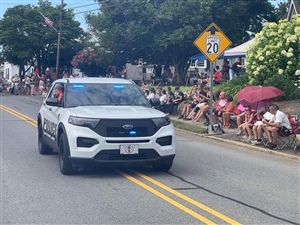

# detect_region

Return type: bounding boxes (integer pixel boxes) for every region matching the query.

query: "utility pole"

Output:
[55,0,64,79]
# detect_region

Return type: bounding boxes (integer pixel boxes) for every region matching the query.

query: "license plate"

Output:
[120,144,139,154]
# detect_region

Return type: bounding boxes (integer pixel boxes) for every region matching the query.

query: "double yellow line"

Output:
[0,104,37,127]
[117,169,241,224]
[0,104,241,224]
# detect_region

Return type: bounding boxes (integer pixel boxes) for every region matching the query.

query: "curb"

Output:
[174,127,300,161]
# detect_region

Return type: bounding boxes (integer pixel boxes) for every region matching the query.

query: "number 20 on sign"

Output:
[207,35,219,54]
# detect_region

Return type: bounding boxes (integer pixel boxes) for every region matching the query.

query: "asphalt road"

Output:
[0,94,299,225]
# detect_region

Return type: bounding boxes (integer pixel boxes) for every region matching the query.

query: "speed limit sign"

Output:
[193,23,231,62]
[206,35,219,54]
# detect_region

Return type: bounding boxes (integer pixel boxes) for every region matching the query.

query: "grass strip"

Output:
[170,119,207,134]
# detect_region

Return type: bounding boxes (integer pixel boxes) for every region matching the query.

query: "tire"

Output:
[152,160,173,172]
[58,133,75,175]
[38,124,53,155]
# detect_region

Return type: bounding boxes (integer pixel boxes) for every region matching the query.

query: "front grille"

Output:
[92,119,157,137]
[94,149,159,161]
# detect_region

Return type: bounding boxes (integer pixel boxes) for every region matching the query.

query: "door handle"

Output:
[49,107,52,111]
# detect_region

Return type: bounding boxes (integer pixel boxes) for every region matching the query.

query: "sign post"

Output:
[193,23,231,134]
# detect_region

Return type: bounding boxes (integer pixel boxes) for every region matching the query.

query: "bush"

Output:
[246,15,300,100]
[214,74,249,99]
[264,73,300,100]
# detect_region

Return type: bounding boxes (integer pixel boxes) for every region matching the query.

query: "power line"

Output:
[66,3,99,10]
[73,8,99,14]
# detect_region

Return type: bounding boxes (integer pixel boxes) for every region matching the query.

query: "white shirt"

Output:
[147,93,155,100]
[159,94,167,103]
[274,110,291,129]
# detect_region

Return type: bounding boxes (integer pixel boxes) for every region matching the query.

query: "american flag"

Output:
[44,17,54,27]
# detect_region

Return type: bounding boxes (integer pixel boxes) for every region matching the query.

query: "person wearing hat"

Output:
[45,68,52,84]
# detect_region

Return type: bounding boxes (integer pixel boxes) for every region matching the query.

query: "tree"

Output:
[247,15,300,100]
[0,0,86,77]
[87,0,277,82]
[71,48,107,77]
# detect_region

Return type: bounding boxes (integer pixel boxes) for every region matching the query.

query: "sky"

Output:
[0,0,100,29]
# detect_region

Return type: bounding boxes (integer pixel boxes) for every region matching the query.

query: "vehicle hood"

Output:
[66,106,167,119]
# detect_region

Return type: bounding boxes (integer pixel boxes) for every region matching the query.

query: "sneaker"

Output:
[267,143,277,149]
[240,136,249,142]
[237,130,243,136]
[251,140,262,145]
[245,137,253,143]
[178,115,184,119]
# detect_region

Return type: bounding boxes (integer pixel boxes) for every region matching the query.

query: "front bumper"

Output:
[69,154,175,167]
[64,123,176,160]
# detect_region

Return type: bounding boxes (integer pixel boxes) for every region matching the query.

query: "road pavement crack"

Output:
[168,172,299,225]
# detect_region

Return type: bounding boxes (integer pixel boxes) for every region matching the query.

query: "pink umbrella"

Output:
[237,100,271,113]
[237,86,283,103]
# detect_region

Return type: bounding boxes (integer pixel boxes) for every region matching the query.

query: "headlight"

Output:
[68,116,100,129]
[152,117,171,129]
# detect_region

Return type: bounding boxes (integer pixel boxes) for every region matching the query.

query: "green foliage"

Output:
[214,75,249,99]
[88,0,277,82]
[0,0,86,76]
[246,14,300,100]
[264,73,300,100]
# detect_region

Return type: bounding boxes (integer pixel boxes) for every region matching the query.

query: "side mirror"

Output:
[149,98,160,107]
[46,97,60,107]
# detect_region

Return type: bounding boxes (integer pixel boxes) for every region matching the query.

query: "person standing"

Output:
[230,58,243,79]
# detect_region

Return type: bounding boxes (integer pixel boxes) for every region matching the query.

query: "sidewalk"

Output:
[169,116,300,161]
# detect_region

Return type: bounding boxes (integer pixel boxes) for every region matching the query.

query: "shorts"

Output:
[278,126,292,136]
[295,127,300,134]
[191,102,197,108]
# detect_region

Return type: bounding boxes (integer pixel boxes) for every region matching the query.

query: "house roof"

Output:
[287,0,300,21]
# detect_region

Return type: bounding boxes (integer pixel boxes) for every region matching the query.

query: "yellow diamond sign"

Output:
[194,23,232,62]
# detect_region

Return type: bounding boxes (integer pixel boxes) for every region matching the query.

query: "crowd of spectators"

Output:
[140,83,299,151]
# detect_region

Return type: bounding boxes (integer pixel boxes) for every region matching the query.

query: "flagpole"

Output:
[39,12,58,33]
[55,0,64,79]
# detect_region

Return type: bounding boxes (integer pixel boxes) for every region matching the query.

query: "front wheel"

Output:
[38,124,53,155]
[152,160,173,172]
[58,133,75,175]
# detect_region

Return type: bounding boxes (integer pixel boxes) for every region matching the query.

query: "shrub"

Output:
[246,15,300,100]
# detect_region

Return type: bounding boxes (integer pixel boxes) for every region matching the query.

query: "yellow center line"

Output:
[116,169,216,225]
[0,105,37,127]
[132,170,241,225]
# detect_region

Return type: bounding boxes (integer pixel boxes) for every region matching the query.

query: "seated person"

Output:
[250,109,266,145]
[198,68,208,85]
[239,105,255,143]
[178,85,200,119]
[55,85,64,104]
[294,127,300,154]
[165,87,184,115]
[212,91,228,124]
[262,104,291,149]
[222,95,240,129]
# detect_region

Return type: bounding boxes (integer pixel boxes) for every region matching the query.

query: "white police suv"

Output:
[37,78,175,174]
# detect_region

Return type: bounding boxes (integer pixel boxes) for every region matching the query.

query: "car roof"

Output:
[54,77,134,84]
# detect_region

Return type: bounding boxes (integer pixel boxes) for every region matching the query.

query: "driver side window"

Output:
[48,83,65,102]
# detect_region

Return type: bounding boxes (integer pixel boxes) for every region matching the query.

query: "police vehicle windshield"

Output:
[65,83,150,108]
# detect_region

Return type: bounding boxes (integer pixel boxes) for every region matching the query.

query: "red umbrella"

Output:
[237,86,284,103]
